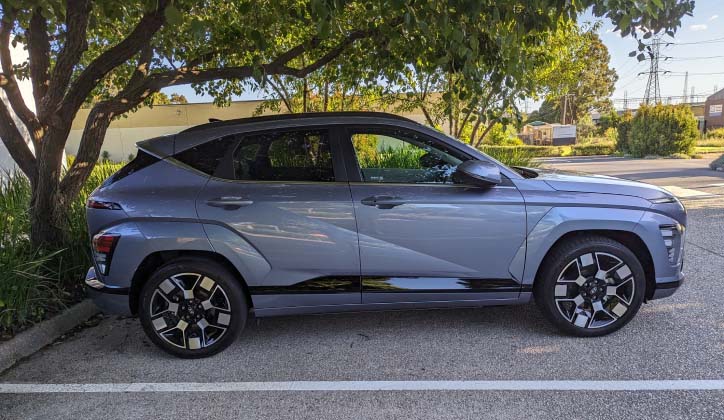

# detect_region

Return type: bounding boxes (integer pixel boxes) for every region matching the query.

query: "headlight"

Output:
[650,196,677,204]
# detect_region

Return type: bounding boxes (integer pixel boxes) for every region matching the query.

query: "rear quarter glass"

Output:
[101,151,160,187]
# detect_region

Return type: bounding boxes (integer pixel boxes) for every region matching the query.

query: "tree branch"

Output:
[0,11,43,147]
[27,8,51,109]
[61,21,397,197]
[58,0,169,124]
[265,75,294,113]
[0,97,37,182]
[40,0,91,121]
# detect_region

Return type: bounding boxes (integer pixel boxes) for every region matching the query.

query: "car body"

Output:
[85,112,686,357]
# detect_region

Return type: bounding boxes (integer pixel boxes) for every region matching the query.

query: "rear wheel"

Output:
[139,258,247,358]
[534,235,646,337]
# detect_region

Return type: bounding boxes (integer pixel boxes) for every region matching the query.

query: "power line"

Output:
[664,36,724,46]
[661,55,724,61]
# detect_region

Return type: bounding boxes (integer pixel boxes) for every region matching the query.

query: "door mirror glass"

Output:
[453,160,501,187]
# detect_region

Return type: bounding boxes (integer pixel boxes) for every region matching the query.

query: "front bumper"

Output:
[85,267,132,315]
[651,270,685,300]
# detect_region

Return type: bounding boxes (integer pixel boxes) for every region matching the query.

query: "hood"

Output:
[530,168,673,201]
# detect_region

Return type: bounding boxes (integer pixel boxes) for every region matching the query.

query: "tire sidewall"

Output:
[536,239,646,337]
[139,259,247,358]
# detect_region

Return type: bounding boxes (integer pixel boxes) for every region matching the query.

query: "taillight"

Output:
[92,233,120,275]
[87,199,122,210]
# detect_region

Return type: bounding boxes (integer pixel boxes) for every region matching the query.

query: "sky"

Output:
[164,1,724,110]
[588,0,724,109]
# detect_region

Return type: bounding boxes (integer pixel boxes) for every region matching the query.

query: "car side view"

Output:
[85,112,686,358]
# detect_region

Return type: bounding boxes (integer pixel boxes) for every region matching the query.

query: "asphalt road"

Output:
[539,155,724,194]
[2,157,724,419]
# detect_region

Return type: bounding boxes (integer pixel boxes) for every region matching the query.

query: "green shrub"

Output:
[483,123,523,146]
[480,145,565,158]
[705,128,724,139]
[570,142,616,156]
[0,174,66,335]
[481,146,539,168]
[0,160,122,337]
[628,104,698,157]
[616,111,633,153]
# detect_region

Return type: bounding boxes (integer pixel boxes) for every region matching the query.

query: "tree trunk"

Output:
[29,127,71,248]
[30,183,69,248]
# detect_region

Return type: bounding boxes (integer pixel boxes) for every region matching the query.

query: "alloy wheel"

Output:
[148,273,232,350]
[554,252,635,329]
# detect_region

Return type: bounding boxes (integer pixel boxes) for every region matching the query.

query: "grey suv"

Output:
[85,112,685,358]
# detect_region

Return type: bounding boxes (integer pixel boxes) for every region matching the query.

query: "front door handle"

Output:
[205,197,254,210]
[360,195,405,209]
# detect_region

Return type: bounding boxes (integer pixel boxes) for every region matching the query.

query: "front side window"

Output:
[232,129,334,182]
[351,129,466,184]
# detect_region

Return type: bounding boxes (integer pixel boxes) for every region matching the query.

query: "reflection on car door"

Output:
[342,126,527,305]
[192,127,361,311]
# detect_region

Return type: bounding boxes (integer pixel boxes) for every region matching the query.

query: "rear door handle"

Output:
[205,197,254,209]
[360,195,405,209]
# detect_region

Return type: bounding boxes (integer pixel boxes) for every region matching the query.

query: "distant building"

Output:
[704,88,724,131]
[520,121,577,146]
[66,99,433,162]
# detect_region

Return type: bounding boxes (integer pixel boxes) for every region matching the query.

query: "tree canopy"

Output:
[0,0,696,245]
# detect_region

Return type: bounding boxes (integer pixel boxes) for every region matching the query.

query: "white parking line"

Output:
[2,380,724,393]
[660,185,713,198]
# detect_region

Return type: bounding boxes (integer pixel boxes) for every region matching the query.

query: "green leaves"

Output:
[164,4,183,26]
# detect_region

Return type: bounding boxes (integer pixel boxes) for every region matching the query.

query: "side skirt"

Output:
[252,294,530,318]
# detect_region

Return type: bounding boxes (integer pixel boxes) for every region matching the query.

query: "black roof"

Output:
[179,111,418,133]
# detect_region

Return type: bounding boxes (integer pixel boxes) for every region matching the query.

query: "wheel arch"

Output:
[532,230,655,300]
[129,250,254,315]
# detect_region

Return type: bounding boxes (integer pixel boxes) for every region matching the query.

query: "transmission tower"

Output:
[644,37,662,104]
[682,71,688,104]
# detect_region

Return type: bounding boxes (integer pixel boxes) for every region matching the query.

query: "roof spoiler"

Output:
[136,134,175,159]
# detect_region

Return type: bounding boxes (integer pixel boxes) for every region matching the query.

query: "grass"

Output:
[694,146,724,154]
[0,160,122,338]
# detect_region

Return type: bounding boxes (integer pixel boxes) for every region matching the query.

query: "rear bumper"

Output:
[651,271,684,300]
[85,267,132,316]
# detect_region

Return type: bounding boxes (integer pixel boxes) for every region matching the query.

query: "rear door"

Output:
[187,126,361,310]
[341,126,527,305]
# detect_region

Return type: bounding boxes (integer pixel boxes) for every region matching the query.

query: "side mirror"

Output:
[453,160,501,187]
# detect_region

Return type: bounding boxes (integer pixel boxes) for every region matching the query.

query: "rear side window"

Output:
[232,129,334,182]
[102,150,159,187]
[174,129,335,182]
[174,135,237,176]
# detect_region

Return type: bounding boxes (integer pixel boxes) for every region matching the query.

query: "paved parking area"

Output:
[2,159,724,419]
[539,155,724,196]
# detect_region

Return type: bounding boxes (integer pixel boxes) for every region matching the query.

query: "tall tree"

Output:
[542,23,618,124]
[0,0,695,247]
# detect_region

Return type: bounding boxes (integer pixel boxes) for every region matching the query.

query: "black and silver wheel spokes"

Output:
[554,252,635,329]
[149,273,232,350]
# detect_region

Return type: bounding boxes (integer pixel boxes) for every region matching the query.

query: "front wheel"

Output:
[534,235,646,337]
[139,258,247,358]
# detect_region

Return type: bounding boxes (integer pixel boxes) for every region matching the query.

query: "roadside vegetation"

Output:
[0,161,121,338]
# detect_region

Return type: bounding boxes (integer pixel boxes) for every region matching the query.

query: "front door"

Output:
[343,126,527,304]
[194,127,360,310]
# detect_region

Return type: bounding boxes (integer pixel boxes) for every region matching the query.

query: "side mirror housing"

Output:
[453,160,501,187]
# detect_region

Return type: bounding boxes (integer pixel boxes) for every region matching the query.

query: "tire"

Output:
[534,235,646,337]
[139,257,247,358]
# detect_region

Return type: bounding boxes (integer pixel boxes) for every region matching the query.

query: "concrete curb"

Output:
[0,300,99,374]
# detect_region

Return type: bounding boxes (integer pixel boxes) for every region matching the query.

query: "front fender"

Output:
[517,206,646,285]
